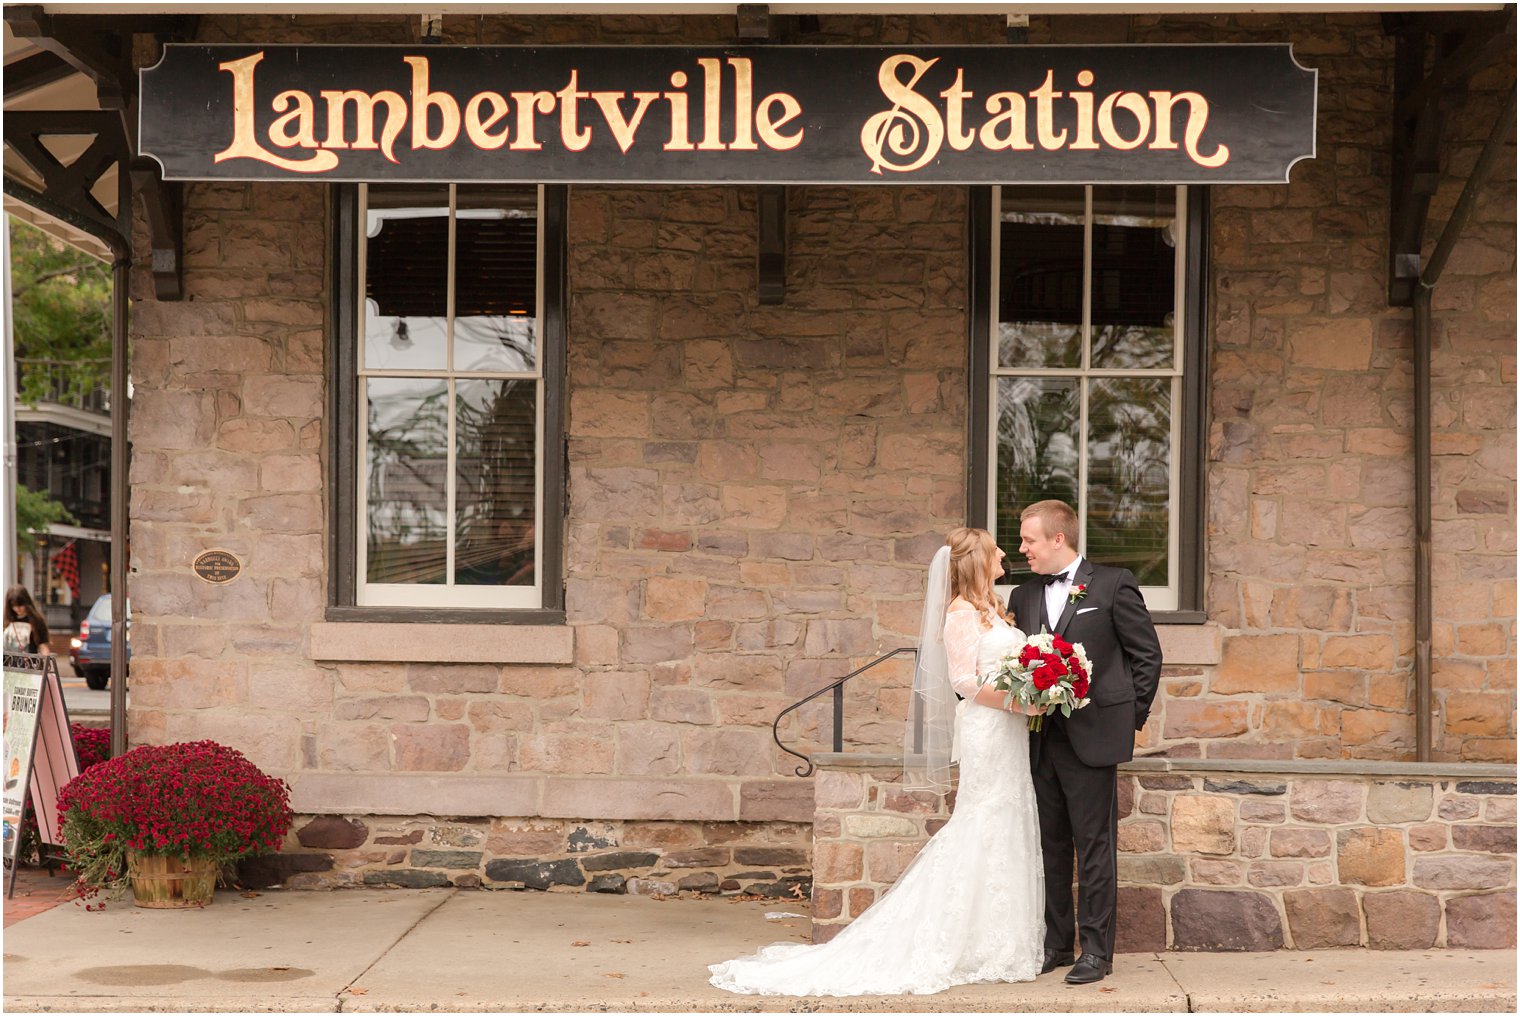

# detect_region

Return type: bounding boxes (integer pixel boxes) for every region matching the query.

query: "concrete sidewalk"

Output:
[2,887,1514,1013]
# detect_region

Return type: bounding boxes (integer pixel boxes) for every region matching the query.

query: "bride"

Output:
[710,527,1046,997]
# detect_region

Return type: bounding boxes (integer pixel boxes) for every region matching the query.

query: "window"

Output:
[330,184,566,620]
[971,185,1207,618]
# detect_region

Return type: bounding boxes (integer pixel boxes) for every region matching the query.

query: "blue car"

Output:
[77,594,129,691]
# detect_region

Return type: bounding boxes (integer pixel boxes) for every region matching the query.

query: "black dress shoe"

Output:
[1064,954,1113,984]
[1040,950,1075,974]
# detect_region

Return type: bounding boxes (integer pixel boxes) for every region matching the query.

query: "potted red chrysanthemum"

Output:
[58,740,292,909]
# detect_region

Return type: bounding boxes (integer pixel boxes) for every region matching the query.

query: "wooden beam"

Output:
[4,110,129,241]
[2,51,76,100]
[131,160,183,301]
[1396,9,1516,122]
[757,185,786,305]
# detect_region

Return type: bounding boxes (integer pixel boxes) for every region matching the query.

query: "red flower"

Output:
[1072,676,1090,699]
[1052,636,1073,655]
[1033,666,1059,690]
[57,740,292,902]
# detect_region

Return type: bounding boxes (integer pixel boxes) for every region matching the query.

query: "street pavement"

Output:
[58,674,116,722]
[2,883,1515,1013]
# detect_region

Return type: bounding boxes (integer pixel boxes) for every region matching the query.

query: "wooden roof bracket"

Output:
[5,6,191,298]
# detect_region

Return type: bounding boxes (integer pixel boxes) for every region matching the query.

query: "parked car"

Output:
[68,621,84,677]
[77,594,129,691]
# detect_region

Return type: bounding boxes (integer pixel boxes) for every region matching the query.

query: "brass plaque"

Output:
[193,549,242,584]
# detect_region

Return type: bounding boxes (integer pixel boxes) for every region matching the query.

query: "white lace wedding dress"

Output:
[709,610,1044,997]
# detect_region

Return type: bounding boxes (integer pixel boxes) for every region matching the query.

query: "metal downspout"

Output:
[109,258,129,759]
[1410,86,1517,761]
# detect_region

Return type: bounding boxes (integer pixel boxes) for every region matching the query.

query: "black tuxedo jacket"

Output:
[1009,559,1163,768]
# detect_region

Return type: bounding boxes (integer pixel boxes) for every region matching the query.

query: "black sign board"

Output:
[140,44,1316,184]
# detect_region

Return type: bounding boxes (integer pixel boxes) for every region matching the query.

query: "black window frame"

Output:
[326,183,568,624]
[967,184,1209,624]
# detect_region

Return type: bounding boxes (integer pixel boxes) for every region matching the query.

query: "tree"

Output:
[16,483,75,555]
[7,217,112,407]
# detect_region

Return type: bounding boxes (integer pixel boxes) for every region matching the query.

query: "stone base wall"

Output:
[810,764,954,943]
[241,814,810,900]
[811,757,1516,950]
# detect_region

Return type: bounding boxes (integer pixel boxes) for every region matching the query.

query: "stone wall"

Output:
[811,756,1517,949]
[1117,12,1516,763]
[119,10,1515,891]
[241,814,810,899]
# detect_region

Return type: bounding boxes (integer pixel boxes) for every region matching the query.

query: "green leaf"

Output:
[15,483,76,554]
[9,218,113,409]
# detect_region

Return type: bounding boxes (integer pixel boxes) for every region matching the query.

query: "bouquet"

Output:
[990,629,1093,731]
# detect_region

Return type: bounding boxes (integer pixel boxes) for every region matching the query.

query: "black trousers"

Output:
[1032,723,1119,961]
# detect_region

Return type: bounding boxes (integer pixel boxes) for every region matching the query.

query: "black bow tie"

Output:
[1042,572,1071,586]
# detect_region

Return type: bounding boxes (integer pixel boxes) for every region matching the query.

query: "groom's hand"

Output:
[1135,702,1150,731]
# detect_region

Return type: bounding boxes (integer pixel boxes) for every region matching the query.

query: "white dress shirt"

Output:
[1042,556,1085,631]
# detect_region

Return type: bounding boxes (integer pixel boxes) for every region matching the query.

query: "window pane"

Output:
[366,377,448,584]
[998,186,1084,369]
[1090,186,1176,370]
[454,187,538,373]
[995,376,1079,577]
[364,185,448,372]
[455,379,537,587]
[1088,377,1171,586]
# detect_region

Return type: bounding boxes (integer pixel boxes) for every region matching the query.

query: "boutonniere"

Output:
[1068,584,1088,605]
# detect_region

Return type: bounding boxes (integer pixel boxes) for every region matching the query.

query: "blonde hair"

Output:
[1019,500,1079,547]
[945,527,1010,622]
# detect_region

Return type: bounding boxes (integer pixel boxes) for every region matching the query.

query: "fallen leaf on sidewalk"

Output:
[572,940,591,947]
[604,972,626,979]
[240,892,260,899]
[1098,987,1114,993]
[1480,983,1505,990]
[346,987,368,995]
[612,938,634,944]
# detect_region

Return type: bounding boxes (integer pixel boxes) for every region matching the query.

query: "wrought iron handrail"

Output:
[772,647,918,777]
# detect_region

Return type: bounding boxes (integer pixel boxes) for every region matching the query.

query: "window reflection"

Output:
[1089,378,1172,586]
[364,186,449,372]
[455,187,538,373]
[1091,186,1177,370]
[366,377,448,584]
[455,379,537,587]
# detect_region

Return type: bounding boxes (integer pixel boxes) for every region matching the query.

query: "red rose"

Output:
[1072,676,1090,699]
[1019,645,1039,665]
[1053,636,1073,655]
[1033,667,1059,690]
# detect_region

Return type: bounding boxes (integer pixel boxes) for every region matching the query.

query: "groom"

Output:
[1009,500,1161,985]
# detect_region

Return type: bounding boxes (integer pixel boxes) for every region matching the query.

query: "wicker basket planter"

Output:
[127,851,217,908]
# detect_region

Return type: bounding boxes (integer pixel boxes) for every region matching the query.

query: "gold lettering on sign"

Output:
[591,90,660,154]
[979,92,1034,151]
[664,71,694,151]
[269,89,319,148]
[858,56,1233,174]
[405,56,461,150]
[202,49,1235,177]
[509,90,555,151]
[464,91,511,149]
[319,89,407,162]
[1148,91,1229,167]
[557,70,592,151]
[859,54,945,175]
[213,52,339,172]
[1098,92,1151,149]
